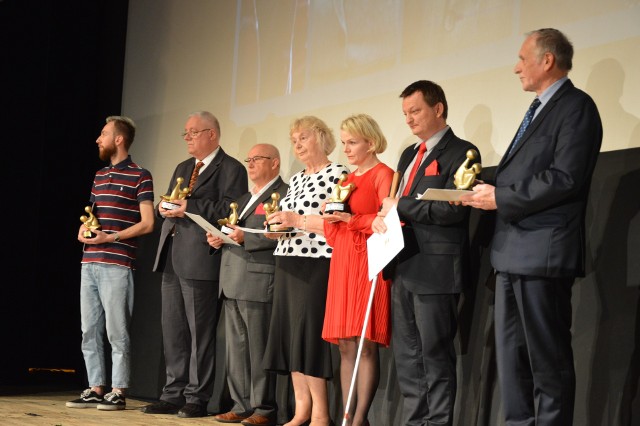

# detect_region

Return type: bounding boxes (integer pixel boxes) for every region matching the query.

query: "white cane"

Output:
[341,275,378,426]
[342,172,401,425]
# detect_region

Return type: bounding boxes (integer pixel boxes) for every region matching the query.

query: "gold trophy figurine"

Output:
[217,202,239,234]
[80,206,101,238]
[325,173,355,214]
[264,193,293,232]
[454,149,482,190]
[160,177,189,210]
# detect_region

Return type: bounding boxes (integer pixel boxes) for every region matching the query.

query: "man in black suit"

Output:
[208,143,287,426]
[373,80,480,425]
[142,111,248,418]
[460,29,602,425]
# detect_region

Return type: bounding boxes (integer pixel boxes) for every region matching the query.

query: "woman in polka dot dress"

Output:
[263,116,349,426]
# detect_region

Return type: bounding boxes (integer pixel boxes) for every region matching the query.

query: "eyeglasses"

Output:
[181,128,211,138]
[243,156,272,163]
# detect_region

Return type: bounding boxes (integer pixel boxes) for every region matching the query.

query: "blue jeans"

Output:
[80,263,134,389]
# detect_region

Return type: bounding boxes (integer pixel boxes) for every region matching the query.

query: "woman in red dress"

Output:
[322,114,393,426]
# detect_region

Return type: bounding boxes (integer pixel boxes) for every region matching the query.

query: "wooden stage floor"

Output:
[0,389,231,426]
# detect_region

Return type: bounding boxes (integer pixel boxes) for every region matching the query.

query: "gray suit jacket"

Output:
[153,147,248,281]
[491,80,602,278]
[217,177,289,302]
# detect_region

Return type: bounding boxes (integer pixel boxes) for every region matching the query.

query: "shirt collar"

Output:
[110,155,133,170]
[413,125,450,152]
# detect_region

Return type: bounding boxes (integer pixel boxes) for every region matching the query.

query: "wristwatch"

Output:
[113,233,121,242]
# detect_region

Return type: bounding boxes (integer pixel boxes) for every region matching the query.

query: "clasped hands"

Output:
[454,181,497,210]
[77,225,111,244]
[206,224,244,248]
[159,199,187,218]
[319,201,352,224]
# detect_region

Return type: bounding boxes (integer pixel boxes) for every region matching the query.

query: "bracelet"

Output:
[303,215,307,231]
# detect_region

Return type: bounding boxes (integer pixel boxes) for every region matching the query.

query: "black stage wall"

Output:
[1,1,639,425]
[0,0,130,384]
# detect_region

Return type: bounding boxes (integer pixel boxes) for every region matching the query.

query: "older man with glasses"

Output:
[141,111,248,418]
[207,144,287,426]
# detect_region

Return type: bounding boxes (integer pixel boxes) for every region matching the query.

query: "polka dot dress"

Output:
[274,162,350,258]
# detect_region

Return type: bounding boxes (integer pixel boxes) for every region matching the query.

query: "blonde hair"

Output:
[340,113,387,154]
[290,116,336,155]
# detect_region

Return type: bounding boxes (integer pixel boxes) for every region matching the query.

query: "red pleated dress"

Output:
[322,162,394,346]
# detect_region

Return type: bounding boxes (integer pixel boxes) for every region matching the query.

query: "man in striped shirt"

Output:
[67,116,155,411]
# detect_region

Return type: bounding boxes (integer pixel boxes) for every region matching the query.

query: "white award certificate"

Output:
[184,212,240,246]
[418,188,471,202]
[367,204,404,281]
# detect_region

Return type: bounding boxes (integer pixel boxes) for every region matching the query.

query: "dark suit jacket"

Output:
[491,80,602,278]
[153,147,248,281]
[216,177,289,302]
[394,128,480,295]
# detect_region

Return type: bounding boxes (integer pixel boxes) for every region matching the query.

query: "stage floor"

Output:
[0,389,231,426]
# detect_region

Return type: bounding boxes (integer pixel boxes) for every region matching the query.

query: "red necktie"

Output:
[402,142,427,196]
[188,161,205,195]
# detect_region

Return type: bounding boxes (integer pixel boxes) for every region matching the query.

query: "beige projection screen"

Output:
[124,0,640,187]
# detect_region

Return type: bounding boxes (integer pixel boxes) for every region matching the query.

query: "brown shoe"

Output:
[214,411,252,423]
[241,413,276,426]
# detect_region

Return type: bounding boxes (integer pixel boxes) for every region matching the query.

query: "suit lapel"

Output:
[239,177,285,221]
[499,81,573,171]
[407,129,452,195]
[234,192,253,221]
[398,146,417,174]
[190,148,225,195]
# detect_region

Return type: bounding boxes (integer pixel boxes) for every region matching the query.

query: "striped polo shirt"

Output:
[81,156,154,269]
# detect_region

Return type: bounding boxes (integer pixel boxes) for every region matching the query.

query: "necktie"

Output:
[509,98,541,154]
[188,161,204,195]
[402,142,427,196]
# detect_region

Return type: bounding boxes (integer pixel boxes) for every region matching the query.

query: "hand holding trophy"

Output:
[160,177,189,210]
[264,193,293,232]
[453,149,482,190]
[80,206,101,238]
[217,202,239,235]
[325,173,355,214]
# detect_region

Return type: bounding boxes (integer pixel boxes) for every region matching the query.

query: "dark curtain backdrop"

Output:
[0,0,129,384]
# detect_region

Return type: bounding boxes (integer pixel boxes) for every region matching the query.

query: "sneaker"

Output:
[66,388,104,408]
[97,391,126,411]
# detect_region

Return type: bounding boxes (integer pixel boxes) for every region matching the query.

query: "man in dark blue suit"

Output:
[374,80,480,425]
[461,29,602,425]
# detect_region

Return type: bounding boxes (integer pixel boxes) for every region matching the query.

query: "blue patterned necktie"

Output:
[509,98,541,154]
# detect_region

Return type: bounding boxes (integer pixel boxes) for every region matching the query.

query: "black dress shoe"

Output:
[178,402,208,418]
[141,400,180,414]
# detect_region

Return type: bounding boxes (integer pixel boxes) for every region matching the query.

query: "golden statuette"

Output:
[264,192,293,232]
[263,193,280,217]
[325,173,355,214]
[160,177,189,210]
[218,202,239,227]
[80,206,101,238]
[454,149,482,190]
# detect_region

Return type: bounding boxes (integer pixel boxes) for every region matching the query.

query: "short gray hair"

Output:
[528,28,573,71]
[188,111,221,139]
